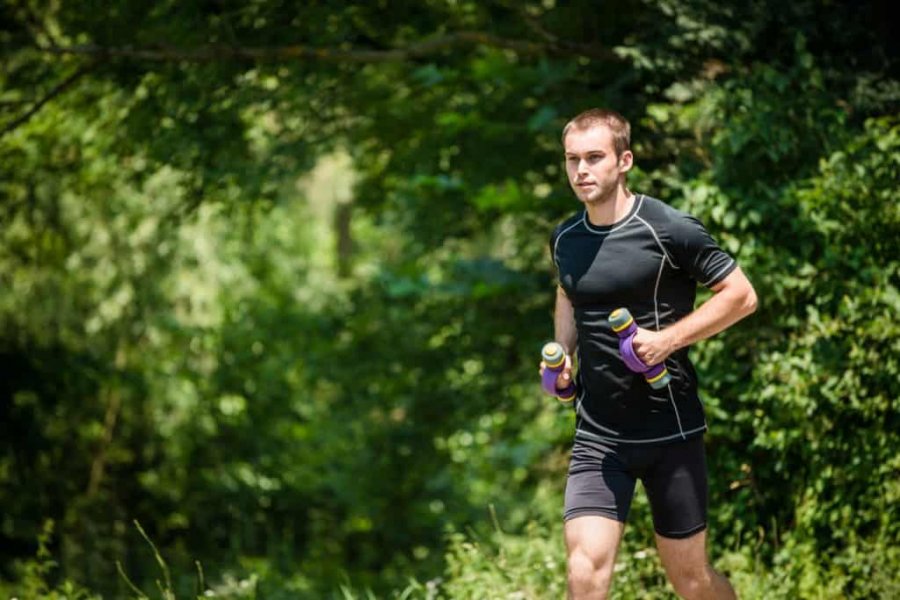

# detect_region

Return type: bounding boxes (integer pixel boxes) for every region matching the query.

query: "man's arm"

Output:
[555,285,578,355]
[632,267,758,366]
[539,285,577,392]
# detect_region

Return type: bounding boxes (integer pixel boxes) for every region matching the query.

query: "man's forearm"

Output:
[664,268,758,352]
[555,286,578,355]
[633,268,757,366]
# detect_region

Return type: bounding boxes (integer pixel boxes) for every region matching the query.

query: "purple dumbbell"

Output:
[541,342,576,402]
[608,308,671,389]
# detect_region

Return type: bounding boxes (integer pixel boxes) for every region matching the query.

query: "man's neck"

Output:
[585,188,634,226]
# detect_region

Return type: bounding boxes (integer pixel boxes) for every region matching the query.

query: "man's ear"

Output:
[618,150,634,173]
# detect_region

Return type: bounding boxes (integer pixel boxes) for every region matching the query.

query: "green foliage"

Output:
[440,519,568,599]
[0,521,100,600]
[733,116,900,595]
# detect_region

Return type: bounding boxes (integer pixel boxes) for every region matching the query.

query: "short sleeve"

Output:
[668,213,737,287]
[549,229,557,266]
[549,222,565,273]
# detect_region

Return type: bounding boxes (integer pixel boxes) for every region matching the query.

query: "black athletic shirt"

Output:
[550,194,737,445]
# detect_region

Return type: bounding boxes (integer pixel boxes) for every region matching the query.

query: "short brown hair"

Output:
[561,108,631,157]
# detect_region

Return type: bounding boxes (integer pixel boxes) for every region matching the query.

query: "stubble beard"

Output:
[578,181,617,207]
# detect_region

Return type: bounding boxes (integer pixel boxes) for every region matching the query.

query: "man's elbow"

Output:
[742,285,758,316]
[715,268,757,318]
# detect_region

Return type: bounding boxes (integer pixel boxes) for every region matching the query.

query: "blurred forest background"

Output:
[1,0,898,598]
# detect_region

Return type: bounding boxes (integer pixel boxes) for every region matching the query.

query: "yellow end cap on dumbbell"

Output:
[646,369,669,384]
[542,342,566,368]
[610,311,634,333]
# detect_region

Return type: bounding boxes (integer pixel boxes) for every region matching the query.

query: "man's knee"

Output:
[567,545,616,592]
[565,515,624,597]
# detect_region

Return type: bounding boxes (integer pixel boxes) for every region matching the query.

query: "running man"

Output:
[544,108,757,599]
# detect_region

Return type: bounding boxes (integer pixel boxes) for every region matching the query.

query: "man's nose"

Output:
[577,158,589,175]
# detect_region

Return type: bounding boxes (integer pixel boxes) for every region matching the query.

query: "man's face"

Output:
[564,125,632,205]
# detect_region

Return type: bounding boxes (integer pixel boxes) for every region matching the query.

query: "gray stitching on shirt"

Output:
[581,195,645,234]
[553,218,583,270]
[635,214,679,269]
[575,425,706,445]
[702,258,736,287]
[652,252,686,439]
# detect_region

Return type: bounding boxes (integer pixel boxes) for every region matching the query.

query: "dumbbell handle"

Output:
[541,342,576,402]
[608,308,672,389]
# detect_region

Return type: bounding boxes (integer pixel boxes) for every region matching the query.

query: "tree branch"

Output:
[38,30,620,64]
[0,62,96,137]
[489,0,559,44]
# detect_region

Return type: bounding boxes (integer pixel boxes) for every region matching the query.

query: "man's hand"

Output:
[539,353,573,393]
[632,328,676,367]
[630,268,757,367]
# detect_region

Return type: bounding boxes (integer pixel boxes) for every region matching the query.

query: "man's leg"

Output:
[641,436,734,598]
[655,529,736,600]
[565,515,625,599]
[564,439,637,598]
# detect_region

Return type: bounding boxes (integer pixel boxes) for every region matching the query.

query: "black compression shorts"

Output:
[564,436,708,539]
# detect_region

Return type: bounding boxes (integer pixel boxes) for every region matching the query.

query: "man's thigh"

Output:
[564,440,638,523]
[641,436,708,539]
[565,515,625,566]
[565,516,625,599]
